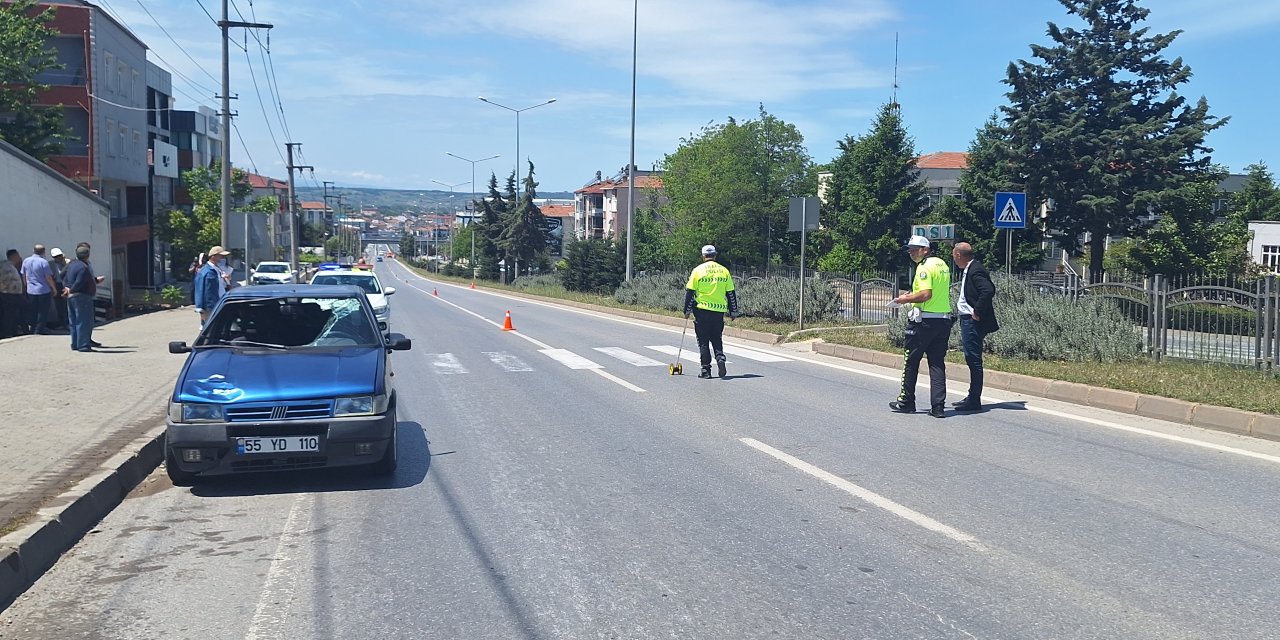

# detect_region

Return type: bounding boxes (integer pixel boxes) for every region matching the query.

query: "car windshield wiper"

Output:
[214,339,290,350]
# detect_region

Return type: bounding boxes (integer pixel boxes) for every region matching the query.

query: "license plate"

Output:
[236,436,321,455]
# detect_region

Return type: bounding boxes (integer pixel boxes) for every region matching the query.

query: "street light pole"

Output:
[432,179,468,273]
[446,152,499,281]
[477,97,556,201]
[625,0,638,281]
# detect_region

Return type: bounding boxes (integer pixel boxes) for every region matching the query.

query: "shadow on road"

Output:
[188,421,432,498]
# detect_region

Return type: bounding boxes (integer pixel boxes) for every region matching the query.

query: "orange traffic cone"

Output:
[502,310,514,331]
[469,282,475,289]
[433,288,438,297]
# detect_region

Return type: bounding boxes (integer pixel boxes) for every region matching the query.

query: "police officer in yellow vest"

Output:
[890,235,953,418]
[684,245,741,379]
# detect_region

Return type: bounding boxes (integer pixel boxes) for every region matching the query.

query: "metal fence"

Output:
[725,264,1280,372]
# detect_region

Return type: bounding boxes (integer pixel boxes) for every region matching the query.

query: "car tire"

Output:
[164,445,198,487]
[369,408,398,476]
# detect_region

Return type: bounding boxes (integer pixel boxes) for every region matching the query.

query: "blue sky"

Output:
[102,0,1280,193]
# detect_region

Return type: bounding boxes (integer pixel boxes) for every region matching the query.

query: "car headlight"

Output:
[171,402,225,423]
[334,394,388,417]
[374,305,389,318]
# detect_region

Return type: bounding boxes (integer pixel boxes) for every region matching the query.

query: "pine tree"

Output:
[498,161,551,278]
[1002,0,1226,282]
[1127,170,1251,276]
[473,173,507,281]
[818,103,927,274]
[0,0,72,160]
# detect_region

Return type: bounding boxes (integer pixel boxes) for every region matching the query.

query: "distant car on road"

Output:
[164,284,412,485]
[309,269,395,325]
[250,261,296,285]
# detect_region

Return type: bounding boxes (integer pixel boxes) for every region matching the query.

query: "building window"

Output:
[133,71,140,103]
[104,53,115,91]
[117,63,125,96]
[105,120,115,156]
[133,130,141,160]
[119,126,126,159]
[1263,245,1280,272]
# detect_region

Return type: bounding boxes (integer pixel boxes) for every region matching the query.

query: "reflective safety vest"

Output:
[686,260,734,313]
[913,256,952,314]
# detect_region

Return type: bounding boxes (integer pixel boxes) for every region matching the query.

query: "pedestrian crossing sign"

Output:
[994,192,1026,229]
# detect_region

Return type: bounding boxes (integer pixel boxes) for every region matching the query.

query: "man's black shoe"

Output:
[952,399,983,412]
[929,406,946,418]
[90,340,102,348]
[717,360,727,378]
[698,368,713,379]
[889,401,916,413]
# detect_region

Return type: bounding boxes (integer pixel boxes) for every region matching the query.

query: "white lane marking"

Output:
[399,264,1280,465]
[244,495,312,640]
[428,353,468,374]
[645,345,701,364]
[723,344,792,362]
[591,368,646,393]
[594,347,665,367]
[740,438,986,552]
[484,351,534,372]
[541,348,602,370]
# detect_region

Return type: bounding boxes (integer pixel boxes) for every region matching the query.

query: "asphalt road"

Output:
[5,260,1280,639]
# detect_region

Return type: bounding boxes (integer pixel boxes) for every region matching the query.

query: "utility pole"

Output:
[285,142,313,273]
[322,180,334,260]
[218,0,272,248]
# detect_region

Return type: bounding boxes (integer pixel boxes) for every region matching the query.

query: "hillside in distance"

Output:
[294,186,574,215]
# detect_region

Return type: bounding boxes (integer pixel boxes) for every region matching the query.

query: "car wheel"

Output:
[164,445,198,487]
[369,410,398,476]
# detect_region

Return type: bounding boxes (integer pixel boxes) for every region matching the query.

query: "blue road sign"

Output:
[994,192,1027,229]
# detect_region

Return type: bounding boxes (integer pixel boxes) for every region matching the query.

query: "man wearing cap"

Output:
[683,245,740,379]
[889,235,953,418]
[48,248,69,330]
[194,246,232,327]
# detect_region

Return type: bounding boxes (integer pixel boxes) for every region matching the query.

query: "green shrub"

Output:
[161,284,186,306]
[511,274,562,290]
[737,276,842,323]
[614,273,685,311]
[562,239,624,293]
[888,274,1141,362]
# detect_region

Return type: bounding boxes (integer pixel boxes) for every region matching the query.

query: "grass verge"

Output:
[822,329,1280,415]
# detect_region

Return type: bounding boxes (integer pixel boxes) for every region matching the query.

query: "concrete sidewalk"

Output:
[0,308,198,609]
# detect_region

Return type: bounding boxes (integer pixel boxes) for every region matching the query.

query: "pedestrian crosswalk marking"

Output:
[645,345,701,364]
[593,347,665,367]
[427,353,468,374]
[540,348,602,370]
[722,345,792,362]
[483,351,533,372]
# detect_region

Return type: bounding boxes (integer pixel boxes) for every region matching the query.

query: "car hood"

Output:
[177,347,381,403]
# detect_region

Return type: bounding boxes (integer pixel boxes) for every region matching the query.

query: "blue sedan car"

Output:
[164,284,411,485]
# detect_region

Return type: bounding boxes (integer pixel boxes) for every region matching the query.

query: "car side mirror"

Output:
[384,287,396,296]
[378,321,388,333]
[169,341,191,354]
[387,333,411,351]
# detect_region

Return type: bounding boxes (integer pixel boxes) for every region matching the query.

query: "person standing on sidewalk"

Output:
[0,249,23,338]
[48,248,69,330]
[683,244,740,379]
[951,242,999,412]
[889,235,952,418]
[21,244,57,335]
[62,243,104,352]
[194,246,232,327]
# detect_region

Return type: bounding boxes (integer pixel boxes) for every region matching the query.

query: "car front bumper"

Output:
[165,411,395,477]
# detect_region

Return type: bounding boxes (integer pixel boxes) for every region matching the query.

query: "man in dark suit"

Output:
[951,242,999,411]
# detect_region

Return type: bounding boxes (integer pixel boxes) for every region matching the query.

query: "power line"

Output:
[241,31,287,166]
[92,0,215,107]
[231,120,260,175]
[134,0,220,88]
[193,0,217,25]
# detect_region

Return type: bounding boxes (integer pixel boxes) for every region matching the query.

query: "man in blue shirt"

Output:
[194,245,232,327]
[21,244,57,335]
[62,243,104,352]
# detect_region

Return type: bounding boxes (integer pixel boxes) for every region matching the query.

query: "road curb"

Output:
[813,342,1277,442]
[0,424,166,611]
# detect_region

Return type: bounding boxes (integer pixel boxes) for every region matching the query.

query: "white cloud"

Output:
[399,0,896,103]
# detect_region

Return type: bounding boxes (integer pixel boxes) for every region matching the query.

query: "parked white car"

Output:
[250,261,297,285]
